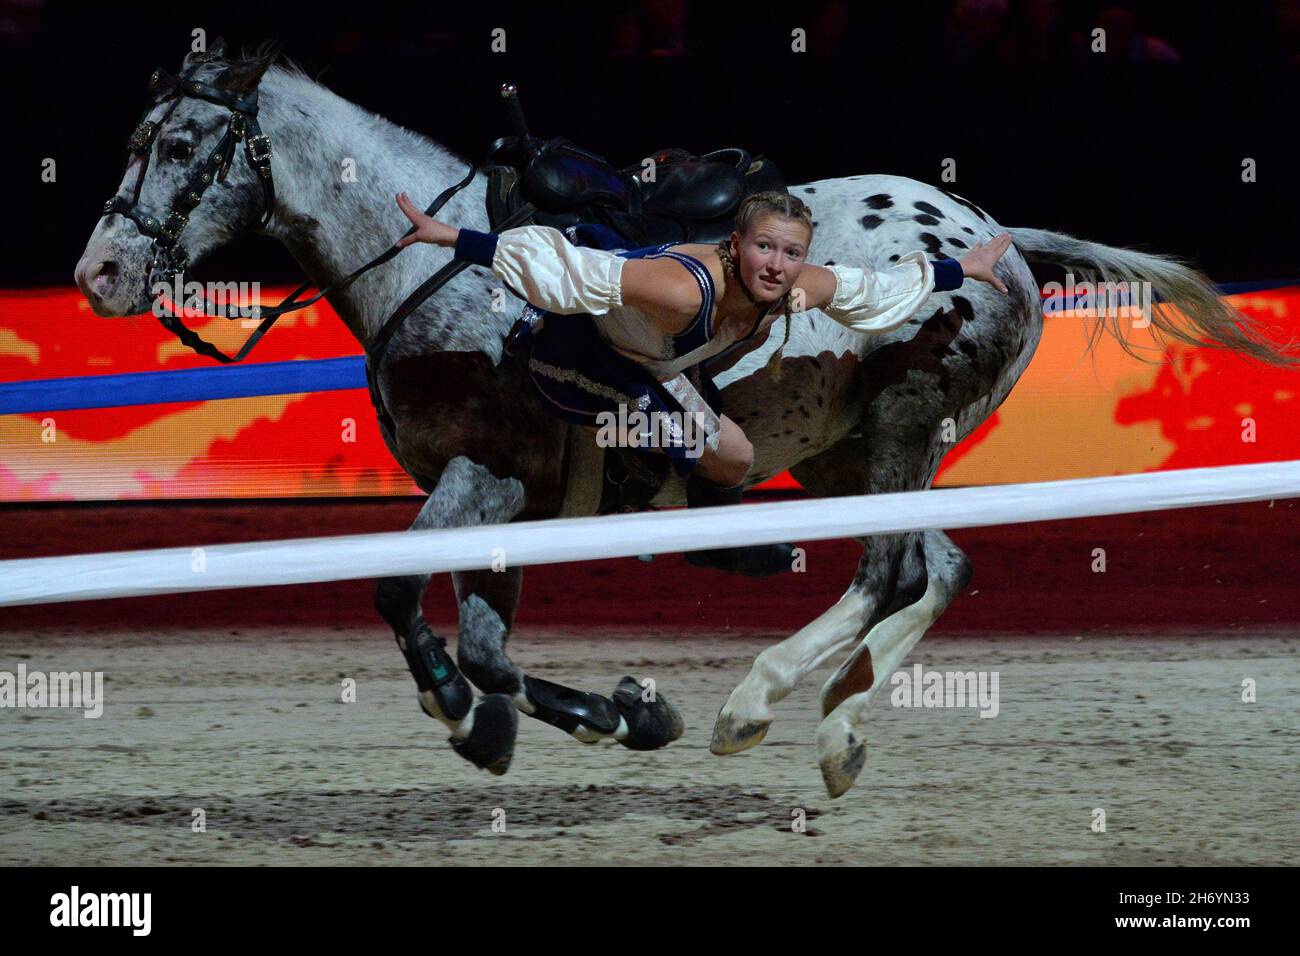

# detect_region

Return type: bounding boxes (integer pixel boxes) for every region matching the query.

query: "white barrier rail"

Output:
[2,460,1298,608]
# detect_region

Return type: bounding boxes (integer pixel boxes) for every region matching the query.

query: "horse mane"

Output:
[200,39,319,86]
[213,41,471,166]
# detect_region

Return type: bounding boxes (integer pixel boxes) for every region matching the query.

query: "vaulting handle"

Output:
[500,82,529,138]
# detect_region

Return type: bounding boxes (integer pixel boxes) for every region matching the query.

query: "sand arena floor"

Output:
[1,627,1294,865]
[2,498,1295,864]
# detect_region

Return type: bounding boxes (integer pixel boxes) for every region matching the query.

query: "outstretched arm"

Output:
[394,193,698,323]
[793,233,1013,334]
[452,224,627,316]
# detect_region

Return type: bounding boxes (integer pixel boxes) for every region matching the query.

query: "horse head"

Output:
[74,38,279,319]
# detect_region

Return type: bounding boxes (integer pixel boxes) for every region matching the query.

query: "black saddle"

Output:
[484,135,786,248]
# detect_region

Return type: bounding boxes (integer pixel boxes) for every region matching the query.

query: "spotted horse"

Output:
[74,44,1297,796]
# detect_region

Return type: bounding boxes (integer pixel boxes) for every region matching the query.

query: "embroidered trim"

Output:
[528,357,653,411]
[659,372,723,451]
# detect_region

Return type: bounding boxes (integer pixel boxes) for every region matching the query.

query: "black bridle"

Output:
[101,64,279,361]
[102,64,530,366]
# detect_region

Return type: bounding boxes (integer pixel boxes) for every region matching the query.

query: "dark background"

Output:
[2,0,1298,287]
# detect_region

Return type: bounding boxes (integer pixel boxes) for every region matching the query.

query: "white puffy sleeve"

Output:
[819,252,936,334]
[461,224,626,316]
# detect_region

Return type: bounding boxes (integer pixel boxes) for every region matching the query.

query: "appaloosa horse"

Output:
[75,43,1295,796]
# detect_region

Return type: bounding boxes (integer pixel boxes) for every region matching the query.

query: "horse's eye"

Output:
[165,141,194,162]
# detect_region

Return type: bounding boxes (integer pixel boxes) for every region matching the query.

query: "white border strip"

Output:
[2,460,1298,608]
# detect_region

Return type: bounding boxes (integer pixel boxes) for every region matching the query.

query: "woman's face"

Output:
[731,215,812,305]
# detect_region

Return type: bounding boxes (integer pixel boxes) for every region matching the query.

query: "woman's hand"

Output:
[958,232,1014,293]
[394,192,459,249]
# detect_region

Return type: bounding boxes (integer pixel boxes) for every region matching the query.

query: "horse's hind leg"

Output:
[710,526,929,756]
[374,456,524,775]
[453,567,685,752]
[710,434,909,755]
[816,529,971,797]
[710,421,970,788]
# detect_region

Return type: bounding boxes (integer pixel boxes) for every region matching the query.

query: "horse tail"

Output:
[1007,226,1300,368]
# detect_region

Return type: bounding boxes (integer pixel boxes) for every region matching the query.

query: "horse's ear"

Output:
[215,42,280,94]
[181,35,227,73]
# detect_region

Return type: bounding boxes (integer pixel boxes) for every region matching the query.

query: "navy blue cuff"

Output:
[932,257,964,292]
[453,228,499,267]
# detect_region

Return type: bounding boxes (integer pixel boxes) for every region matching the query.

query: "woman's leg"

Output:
[601,412,754,486]
[694,415,754,487]
[626,415,794,578]
[582,411,793,577]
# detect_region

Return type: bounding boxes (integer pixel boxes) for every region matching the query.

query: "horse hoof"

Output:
[815,717,867,799]
[449,693,517,775]
[709,707,771,755]
[612,676,685,751]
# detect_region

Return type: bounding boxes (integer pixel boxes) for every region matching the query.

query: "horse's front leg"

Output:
[374,456,524,774]
[452,565,685,751]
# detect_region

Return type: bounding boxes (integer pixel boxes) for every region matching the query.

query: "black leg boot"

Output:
[682,473,796,577]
